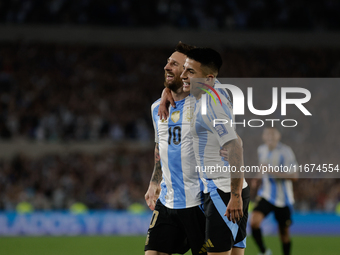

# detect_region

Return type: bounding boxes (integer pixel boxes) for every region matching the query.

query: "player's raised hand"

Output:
[225,195,243,224]
[158,103,169,121]
[145,183,161,211]
[158,88,175,120]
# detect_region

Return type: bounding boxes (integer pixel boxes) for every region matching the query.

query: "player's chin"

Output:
[164,81,171,88]
[183,84,190,92]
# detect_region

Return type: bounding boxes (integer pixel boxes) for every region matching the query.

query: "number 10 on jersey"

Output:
[168,127,181,145]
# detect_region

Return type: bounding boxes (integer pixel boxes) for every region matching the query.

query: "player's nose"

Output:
[164,62,171,71]
[180,70,186,79]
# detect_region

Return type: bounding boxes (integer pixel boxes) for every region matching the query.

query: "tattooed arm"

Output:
[145,143,162,210]
[223,135,244,223]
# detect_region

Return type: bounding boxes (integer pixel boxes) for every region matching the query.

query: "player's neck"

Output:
[196,91,204,100]
[171,88,189,101]
[268,143,279,150]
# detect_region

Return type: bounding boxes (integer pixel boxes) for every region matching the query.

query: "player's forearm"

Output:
[160,88,171,104]
[158,88,174,119]
[150,143,162,185]
[223,139,244,196]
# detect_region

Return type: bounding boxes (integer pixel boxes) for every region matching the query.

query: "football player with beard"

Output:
[144,42,207,255]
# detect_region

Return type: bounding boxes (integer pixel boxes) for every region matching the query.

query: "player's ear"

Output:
[206,74,215,79]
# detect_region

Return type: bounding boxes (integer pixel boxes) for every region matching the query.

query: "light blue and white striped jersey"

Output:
[191,83,248,194]
[257,143,297,207]
[151,96,203,209]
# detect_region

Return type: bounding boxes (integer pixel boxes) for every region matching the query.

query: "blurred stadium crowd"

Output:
[1,43,340,142]
[1,0,340,30]
[0,42,339,212]
[1,150,339,212]
[0,150,152,211]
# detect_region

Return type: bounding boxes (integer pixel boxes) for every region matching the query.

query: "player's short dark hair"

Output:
[174,41,195,55]
[186,47,223,75]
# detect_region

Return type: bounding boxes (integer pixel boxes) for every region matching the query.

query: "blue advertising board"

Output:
[0,211,151,236]
[0,211,339,236]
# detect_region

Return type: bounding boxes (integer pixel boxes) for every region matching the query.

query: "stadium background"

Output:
[0,1,340,254]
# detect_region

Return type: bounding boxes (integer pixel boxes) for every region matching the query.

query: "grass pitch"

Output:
[0,235,339,255]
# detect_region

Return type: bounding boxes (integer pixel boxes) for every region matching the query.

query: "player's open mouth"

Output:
[166,74,174,81]
[183,82,190,89]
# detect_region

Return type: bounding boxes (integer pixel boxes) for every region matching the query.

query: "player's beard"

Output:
[164,72,183,92]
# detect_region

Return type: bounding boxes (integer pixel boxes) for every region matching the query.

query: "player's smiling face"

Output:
[164,51,186,91]
[180,58,205,93]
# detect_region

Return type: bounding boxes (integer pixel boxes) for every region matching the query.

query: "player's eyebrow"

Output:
[172,59,179,65]
[168,58,179,65]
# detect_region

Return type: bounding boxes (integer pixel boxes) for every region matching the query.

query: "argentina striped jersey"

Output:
[191,82,248,194]
[151,96,203,209]
[257,143,297,207]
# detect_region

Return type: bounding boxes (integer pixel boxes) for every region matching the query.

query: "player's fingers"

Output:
[228,209,233,223]
[147,195,155,209]
[149,201,155,211]
[159,107,169,119]
[158,106,167,120]
[149,193,156,201]
[235,209,243,222]
[238,209,244,219]
[224,209,230,221]
[234,210,238,223]
[230,210,236,223]
[220,147,228,153]
[219,149,229,161]
[219,150,228,157]
[169,98,176,108]
[221,154,229,161]
[219,151,228,157]
[234,209,240,222]
[161,111,165,120]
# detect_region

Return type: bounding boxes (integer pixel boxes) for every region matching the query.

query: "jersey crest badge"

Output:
[171,111,180,123]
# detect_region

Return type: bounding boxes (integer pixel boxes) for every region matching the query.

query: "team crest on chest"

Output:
[171,111,180,123]
[184,106,194,122]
